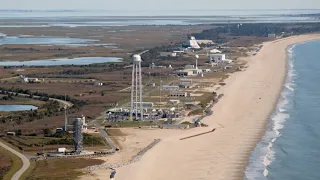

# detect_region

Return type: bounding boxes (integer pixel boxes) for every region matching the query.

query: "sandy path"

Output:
[91,34,320,180]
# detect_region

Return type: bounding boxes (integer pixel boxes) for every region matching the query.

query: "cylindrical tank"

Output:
[133,54,142,64]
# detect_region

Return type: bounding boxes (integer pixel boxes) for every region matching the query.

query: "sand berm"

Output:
[93,34,320,180]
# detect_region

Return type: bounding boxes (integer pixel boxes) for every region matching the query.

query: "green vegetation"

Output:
[0,87,87,108]
[181,121,195,128]
[25,158,104,180]
[20,161,36,180]
[0,96,45,107]
[0,147,11,179]
[0,142,23,180]
[0,87,87,126]
[1,131,106,153]
[188,109,203,116]
[188,92,216,116]
[0,100,60,125]
[141,45,180,66]
[105,129,127,136]
[192,23,320,43]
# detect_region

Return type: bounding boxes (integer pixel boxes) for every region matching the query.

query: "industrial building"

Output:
[162,85,179,91]
[210,54,226,63]
[94,82,103,86]
[134,102,154,109]
[169,91,188,97]
[186,36,200,49]
[176,70,194,77]
[268,33,276,38]
[149,63,166,69]
[19,75,41,83]
[176,69,203,77]
[210,49,222,54]
[197,40,214,45]
[168,99,180,104]
[160,52,177,57]
[180,79,193,88]
[185,65,195,69]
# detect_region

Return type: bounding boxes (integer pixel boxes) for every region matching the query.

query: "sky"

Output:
[0,0,319,10]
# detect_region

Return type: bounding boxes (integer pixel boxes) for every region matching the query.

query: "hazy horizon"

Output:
[0,0,320,10]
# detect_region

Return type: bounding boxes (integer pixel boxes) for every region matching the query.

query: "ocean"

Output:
[245,40,320,180]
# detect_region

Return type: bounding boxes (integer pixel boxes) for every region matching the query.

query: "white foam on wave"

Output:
[244,44,297,180]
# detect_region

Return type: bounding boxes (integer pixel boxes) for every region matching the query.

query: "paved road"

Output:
[3,91,73,108]
[0,141,30,180]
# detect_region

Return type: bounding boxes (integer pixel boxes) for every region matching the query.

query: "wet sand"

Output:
[86,34,320,180]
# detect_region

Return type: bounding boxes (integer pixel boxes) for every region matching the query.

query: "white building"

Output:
[94,82,103,86]
[210,49,222,54]
[169,91,188,97]
[57,148,67,153]
[185,65,195,69]
[187,36,200,49]
[180,79,192,86]
[192,69,203,75]
[150,63,166,69]
[268,34,276,38]
[197,40,214,45]
[160,52,177,57]
[210,54,226,63]
[19,75,40,83]
[176,70,194,77]
[176,69,203,77]
[168,99,180,104]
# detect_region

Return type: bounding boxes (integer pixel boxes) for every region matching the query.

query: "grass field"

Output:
[25,158,104,180]
[0,141,23,180]
[0,133,108,155]
[0,147,12,179]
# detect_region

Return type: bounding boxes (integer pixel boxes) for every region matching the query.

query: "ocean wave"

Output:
[244,44,297,180]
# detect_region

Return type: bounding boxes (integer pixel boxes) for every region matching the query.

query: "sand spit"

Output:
[84,34,320,180]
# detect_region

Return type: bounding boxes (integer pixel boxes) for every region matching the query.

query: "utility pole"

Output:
[64,93,67,131]
[159,74,162,109]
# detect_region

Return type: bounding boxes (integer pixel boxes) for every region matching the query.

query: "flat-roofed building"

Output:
[160,52,177,57]
[180,79,193,86]
[169,91,188,97]
[176,70,194,77]
[162,85,179,91]
[197,40,215,45]
[185,65,195,69]
[134,102,154,109]
[168,99,180,104]
[210,54,226,63]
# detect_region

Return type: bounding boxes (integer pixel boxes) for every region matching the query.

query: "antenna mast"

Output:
[64,93,67,131]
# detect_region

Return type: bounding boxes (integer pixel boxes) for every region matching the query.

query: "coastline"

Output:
[82,34,320,180]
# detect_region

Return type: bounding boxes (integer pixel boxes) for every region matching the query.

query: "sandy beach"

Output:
[83,34,320,180]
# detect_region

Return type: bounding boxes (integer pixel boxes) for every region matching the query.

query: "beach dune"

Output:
[92,34,320,180]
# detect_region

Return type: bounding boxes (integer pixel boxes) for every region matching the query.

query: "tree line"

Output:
[192,23,320,43]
